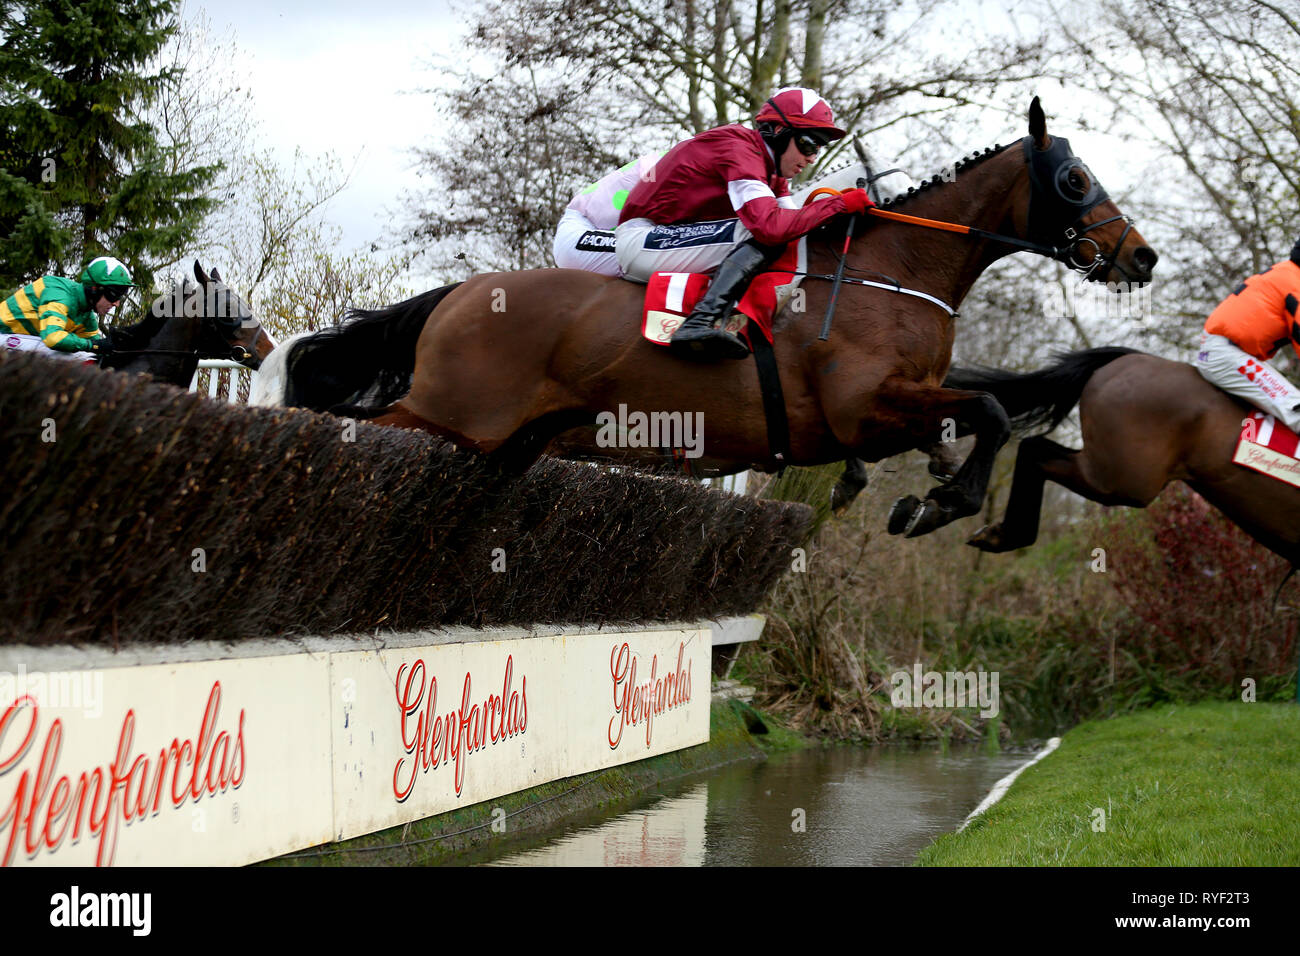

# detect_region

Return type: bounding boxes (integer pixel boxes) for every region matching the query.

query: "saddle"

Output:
[639,239,806,350]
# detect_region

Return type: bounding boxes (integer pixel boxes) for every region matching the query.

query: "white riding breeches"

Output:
[1,333,97,364]
[1194,331,1300,432]
[615,217,754,282]
[553,209,622,276]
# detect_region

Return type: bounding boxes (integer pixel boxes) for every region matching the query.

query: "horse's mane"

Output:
[876,144,1009,209]
[801,142,1010,210]
[108,302,169,348]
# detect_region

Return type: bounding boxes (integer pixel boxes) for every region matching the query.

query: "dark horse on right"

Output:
[944,347,1300,565]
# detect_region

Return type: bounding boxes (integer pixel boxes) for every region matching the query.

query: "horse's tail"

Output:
[943,346,1139,436]
[283,282,463,415]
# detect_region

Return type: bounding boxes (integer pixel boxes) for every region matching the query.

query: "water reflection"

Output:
[488,745,1028,867]
[492,786,709,867]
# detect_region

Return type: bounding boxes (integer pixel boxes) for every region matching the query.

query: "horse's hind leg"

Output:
[831,458,869,513]
[968,431,1169,552]
[486,409,598,474]
[968,436,1076,552]
[365,401,442,432]
[367,401,594,477]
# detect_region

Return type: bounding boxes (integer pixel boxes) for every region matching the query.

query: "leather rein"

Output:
[801,135,1140,329]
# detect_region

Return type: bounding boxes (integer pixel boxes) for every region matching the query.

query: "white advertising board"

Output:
[0,655,334,867]
[331,627,709,841]
[0,625,710,865]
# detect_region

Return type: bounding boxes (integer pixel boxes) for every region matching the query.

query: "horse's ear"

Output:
[1028,96,1048,148]
[210,266,222,282]
[194,260,210,285]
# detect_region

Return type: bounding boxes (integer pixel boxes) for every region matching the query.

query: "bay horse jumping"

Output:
[101,262,275,387]
[275,97,1156,538]
[946,348,1300,565]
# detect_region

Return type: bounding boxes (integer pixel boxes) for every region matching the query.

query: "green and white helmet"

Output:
[79,256,134,288]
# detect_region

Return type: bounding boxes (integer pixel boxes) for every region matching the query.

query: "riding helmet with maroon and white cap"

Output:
[755,87,848,158]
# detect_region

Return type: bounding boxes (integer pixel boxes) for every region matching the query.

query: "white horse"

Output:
[248,329,311,407]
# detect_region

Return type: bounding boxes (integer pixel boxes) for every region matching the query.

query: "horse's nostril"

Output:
[1134,247,1158,273]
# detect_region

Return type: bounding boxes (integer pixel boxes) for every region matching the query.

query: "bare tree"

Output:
[1054,0,1300,349]
[145,6,256,278]
[404,0,1052,274]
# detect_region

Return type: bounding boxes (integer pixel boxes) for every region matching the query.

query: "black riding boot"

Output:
[670,240,782,361]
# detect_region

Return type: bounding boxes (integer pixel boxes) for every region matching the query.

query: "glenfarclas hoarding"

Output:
[0,627,710,865]
[330,629,708,841]
[0,655,334,867]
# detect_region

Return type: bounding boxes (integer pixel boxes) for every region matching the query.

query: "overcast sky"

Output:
[193,0,467,254]
[188,0,1151,274]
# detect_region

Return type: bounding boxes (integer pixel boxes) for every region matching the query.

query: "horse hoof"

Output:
[926,444,963,483]
[830,484,848,515]
[888,495,921,535]
[904,498,945,538]
[967,524,1002,552]
[928,461,957,483]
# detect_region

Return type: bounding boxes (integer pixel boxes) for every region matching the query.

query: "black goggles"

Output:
[101,286,129,303]
[792,131,831,156]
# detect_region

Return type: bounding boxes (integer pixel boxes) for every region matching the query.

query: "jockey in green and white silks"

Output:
[553,153,661,277]
[1,256,134,360]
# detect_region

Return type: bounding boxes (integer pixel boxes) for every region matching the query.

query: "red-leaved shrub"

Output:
[1103,484,1298,693]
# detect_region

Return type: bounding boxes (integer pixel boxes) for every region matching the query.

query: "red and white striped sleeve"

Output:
[718,151,848,245]
[729,183,849,245]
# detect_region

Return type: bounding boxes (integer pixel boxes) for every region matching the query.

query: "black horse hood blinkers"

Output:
[1023,134,1135,277]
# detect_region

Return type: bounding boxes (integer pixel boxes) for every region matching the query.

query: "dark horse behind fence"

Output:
[944,347,1300,565]
[100,262,275,387]
[275,97,1156,539]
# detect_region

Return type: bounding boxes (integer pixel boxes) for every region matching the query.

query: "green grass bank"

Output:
[918,701,1300,866]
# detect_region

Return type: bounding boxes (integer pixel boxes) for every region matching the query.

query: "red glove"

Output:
[840,188,875,214]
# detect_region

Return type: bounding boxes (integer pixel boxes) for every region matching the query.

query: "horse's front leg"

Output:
[871,383,1010,538]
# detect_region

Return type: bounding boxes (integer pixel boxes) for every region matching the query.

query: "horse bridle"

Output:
[1023,135,1137,281]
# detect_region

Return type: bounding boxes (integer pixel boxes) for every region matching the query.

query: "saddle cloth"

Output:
[1234,411,1300,488]
[641,238,807,349]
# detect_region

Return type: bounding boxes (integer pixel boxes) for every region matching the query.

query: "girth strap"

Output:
[748,320,790,471]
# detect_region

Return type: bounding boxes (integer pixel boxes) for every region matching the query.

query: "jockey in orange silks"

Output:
[615,87,874,361]
[1195,238,1300,432]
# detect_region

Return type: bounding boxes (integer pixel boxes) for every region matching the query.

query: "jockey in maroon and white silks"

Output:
[616,87,874,360]
[553,152,661,277]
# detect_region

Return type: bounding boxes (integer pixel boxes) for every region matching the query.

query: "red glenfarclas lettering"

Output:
[0,681,245,867]
[608,641,692,750]
[393,654,527,802]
